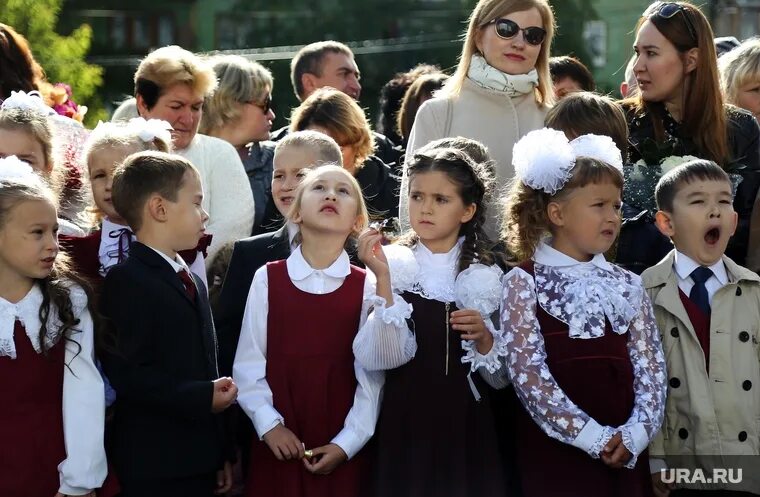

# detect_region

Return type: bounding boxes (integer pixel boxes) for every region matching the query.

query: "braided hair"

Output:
[399,147,495,273]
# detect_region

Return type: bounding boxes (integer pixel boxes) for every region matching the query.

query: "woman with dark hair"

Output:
[624,1,760,266]
[397,72,449,148]
[376,63,440,146]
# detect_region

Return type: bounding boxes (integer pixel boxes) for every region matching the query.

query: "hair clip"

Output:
[0,90,56,116]
[512,128,623,194]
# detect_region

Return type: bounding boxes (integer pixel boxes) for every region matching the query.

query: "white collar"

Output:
[286,245,350,281]
[533,240,613,271]
[674,250,728,285]
[413,237,463,268]
[145,245,189,273]
[287,221,299,247]
[0,283,87,358]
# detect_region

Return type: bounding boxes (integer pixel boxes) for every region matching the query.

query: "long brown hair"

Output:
[625,2,728,164]
[0,23,44,99]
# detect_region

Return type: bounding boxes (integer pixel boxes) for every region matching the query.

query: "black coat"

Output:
[355,154,401,221]
[100,242,227,483]
[625,103,760,266]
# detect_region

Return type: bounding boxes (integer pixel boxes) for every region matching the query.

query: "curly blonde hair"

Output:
[502,157,623,261]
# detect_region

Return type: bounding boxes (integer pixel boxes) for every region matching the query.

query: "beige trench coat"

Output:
[642,251,760,492]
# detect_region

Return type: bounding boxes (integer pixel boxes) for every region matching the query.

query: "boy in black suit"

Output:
[101,151,237,497]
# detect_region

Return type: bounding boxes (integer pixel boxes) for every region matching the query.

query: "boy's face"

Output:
[163,170,208,252]
[272,146,320,217]
[655,179,737,266]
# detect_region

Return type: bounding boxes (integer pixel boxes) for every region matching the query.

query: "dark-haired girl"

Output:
[0,157,106,497]
[353,147,509,496]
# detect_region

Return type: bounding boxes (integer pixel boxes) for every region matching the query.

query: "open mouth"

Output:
[279,196,293,204]
[320,206,337,214]
[704,227,720,245]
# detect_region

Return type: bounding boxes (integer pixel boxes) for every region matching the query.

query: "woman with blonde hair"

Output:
[133,45,255,259]
[403,0,555,235]
[719,37,760,122]
[624,1,760,266]
[200,55,276,234]
[290,87,399,220]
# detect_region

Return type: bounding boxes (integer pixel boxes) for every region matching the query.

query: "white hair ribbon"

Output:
[1,90,56,116]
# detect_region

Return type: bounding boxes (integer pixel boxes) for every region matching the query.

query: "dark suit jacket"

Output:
[215,226,291,377]
[100,242,226,482]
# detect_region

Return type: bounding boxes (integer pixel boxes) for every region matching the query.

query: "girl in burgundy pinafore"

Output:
[501,243,668,497]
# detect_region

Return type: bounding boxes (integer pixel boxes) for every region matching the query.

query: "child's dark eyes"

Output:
[690,200,704,205]
[339,187,350,195]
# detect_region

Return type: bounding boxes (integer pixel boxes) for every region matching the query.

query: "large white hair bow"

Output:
[512,128,623,195]
[126,117,173,145]
[1,90,56,116]
[0,156,39,182]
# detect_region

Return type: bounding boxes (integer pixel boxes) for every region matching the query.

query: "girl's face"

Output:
[408,170,476,253]
[0,128,50,174]
[137,83,203,151]
[293,168,362,238]
[88,145,135,225]
[548,181,622,262]
[736,79,760,122]
[0,198,59,285]
[271,146,319,217]
[476,7,544,75]
[633,19,694,104]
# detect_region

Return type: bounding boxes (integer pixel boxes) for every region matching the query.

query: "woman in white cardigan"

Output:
[404,0,554,236]
[134,45,255,260]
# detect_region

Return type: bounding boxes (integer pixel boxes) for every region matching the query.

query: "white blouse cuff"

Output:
[573,418,615,459]
[331,427,361,460]
[252,404,285,440]
[370,294,413,326]
[460,321,507,374]
[620,423,649,469]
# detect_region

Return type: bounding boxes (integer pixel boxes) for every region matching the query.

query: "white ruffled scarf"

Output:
[467,54,538,97]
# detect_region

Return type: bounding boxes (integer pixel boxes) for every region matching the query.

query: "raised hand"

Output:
[451,309,493,355]
[211,377,238,413]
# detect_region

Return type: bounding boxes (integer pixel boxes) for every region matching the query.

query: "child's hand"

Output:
[211,377,238,413]
[357,229,390,279]
[651,471,673,497]
[302,443,348,475]
[214,461,233,495]
[601,432,632,469]
[263,424,304,461]
[450,309,493,355]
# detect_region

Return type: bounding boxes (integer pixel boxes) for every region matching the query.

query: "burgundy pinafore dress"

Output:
[245,260,367,497]
[0,321,67,497]
[369,291,506,497]
[514,262,654,497]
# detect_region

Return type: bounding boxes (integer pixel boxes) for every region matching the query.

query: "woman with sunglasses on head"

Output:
[201,55,277,235]
[402,0,554,238]
[623,1,760,268]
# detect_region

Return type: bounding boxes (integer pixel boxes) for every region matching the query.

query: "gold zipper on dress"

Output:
[445,302,450,376]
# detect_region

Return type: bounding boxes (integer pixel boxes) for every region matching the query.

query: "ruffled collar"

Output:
[98,218,135,276]
[531,245,642,339]
[410,239,462,302]
[467,54,538,97]
[286,246,351,281]
[0,284,86,358]
[533,240,613,271]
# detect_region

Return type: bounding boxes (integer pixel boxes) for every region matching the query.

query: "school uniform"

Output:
[0,283,106,497]
[352,241,509,497]
[502,242,668,497]
[60,218,212,289]
[233,247,403,497]
[100,242,227,497]
[643,250,760,495]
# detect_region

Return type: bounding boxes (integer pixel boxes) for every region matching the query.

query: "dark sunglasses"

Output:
[250,94,272,114]
[645,2,697,43]
[486,18,546,46]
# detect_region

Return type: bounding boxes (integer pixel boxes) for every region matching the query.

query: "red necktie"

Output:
[178,269,196,303]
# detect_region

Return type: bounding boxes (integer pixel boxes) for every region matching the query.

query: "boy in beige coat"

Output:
[642,160,760,496]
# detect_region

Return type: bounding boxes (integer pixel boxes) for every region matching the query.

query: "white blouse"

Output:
[501,242,667,468]
[352,240,508,390]
[232,247,410,459]
[0,284,107,495]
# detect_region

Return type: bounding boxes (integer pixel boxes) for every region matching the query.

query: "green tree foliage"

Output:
[1,0,106,126]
